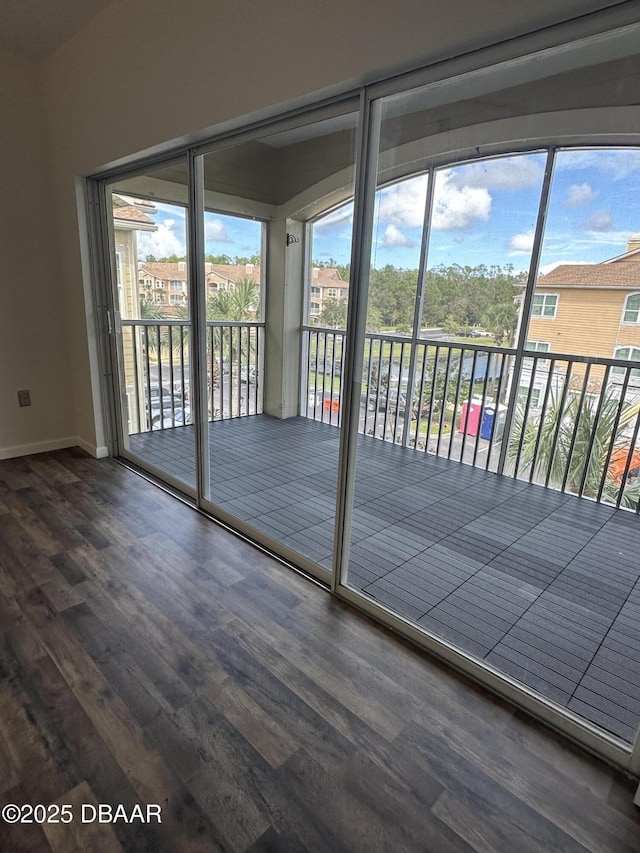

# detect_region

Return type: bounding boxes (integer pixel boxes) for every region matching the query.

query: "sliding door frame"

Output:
[85,7,640,774]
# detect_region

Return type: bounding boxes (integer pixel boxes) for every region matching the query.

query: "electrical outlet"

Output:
[18,389,31,407]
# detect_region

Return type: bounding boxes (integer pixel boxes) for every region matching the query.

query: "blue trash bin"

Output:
[480,407,496,440]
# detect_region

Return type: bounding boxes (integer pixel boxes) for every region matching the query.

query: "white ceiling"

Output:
[0,0,114,61]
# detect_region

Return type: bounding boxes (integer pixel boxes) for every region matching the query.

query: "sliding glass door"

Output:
[94,21,640,770]
[105,158,196,493]
[194,105,360,578]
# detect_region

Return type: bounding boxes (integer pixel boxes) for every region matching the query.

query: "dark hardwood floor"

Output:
[0,448,639,852]
[130,415,640,742]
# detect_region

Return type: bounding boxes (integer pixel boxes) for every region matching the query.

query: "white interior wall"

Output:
[0,47,74,458]
[2,0,631,454]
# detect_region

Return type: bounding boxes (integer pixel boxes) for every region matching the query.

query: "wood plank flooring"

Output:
[129,415,640,741]
[0,448,639,852]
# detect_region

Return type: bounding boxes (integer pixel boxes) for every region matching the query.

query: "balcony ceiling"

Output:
[0,0,114,61]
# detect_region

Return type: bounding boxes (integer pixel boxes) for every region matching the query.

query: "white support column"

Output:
[263,217,304,418]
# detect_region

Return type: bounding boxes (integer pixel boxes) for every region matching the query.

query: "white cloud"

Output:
[509,231,534,252]
[564,183,597,208]
[314,201,354,231]
[137,218,185,259]
[205,217,231,243]
[383,224,415,247]
[432,170,491,231]
[585,210,613,232]
[556,149,640,180]
[377,175,428,228]
[449,156,544,191]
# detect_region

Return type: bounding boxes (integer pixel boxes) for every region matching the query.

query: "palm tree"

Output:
[206,277,260,417]
[138,297,167,363]
[508,389,640,508]
[481,302,519,346]
[206,276,259,321]
[139,297,166,319]
[170,304,191,362]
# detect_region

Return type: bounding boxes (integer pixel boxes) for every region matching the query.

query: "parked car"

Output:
[314,357,342,375]
[367,389,429,420]
[150,406,191,429]
[240,365,258,384]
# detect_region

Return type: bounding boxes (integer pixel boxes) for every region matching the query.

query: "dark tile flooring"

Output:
[129,414,640,742]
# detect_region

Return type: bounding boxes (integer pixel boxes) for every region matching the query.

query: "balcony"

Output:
[124,320,640,744]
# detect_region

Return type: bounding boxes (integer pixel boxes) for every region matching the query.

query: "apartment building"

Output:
[308,266,349,323]
[138,261,262,310]
[523,237,640,404]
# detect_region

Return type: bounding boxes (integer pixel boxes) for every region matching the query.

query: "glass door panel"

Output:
[198,106,359,578]
[420,153,547,472]
[107,159,196,492]
[518,148,640,510]
[338,73,640,748]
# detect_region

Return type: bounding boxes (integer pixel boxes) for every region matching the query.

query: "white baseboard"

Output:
[76,437,109,459]
[0,437,110,461]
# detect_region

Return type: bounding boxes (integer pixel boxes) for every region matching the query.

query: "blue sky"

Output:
[312,148,640,273]
[136,206,262,260]
[135,148,640,273]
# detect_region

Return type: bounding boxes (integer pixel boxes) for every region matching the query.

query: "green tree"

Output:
[207,277,259,321]
[320,298,347,329]
[481,301,519,346]
[138,298,166,363]
[139,297,166,319]
[368,265,416,328]
[206,277,260,413]
[508,391,640,508]
[422,263,524,330]
[365,305,383,333]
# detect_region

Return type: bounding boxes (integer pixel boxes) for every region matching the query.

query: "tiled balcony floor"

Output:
[129,414,640,743]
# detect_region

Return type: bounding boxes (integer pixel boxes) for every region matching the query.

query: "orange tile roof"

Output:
[138,262,348,287]
[312,267,346,284]
[206,264,261,282]
[139,262,187,279]
[114,204,155,226]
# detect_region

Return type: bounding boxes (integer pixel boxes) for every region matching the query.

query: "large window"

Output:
[613,345,640,378]
[531,293,558,318]
[623,293,640,323]
[524,339,550,367]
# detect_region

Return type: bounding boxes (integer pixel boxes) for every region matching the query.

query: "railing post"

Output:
[497,149,556,477]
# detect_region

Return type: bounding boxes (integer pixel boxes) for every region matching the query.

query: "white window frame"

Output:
[622,292,640,324]
[612,345,640,378]
[517,385,541,408]
[115,250,125,314]
[531,293,558,318]
[524,340,550,367]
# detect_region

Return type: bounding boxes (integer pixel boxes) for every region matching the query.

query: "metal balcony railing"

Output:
[120,319,263,433]
[301,327,640,511]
